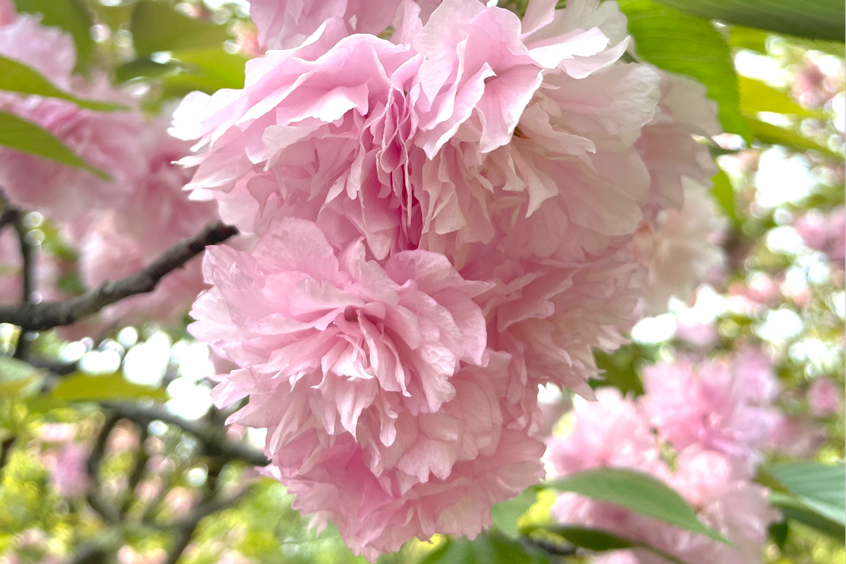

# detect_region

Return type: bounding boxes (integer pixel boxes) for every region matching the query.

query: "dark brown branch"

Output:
[0,221,238,331]
[12,209,33,359]
[103,401,269,467]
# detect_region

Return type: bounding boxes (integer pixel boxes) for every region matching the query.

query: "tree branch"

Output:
[0,221,238,331]
[103,401,269,467]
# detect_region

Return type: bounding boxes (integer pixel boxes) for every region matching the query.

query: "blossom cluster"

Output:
[0,10,218,328]
[177,0,722,558]
[548,349,784,564]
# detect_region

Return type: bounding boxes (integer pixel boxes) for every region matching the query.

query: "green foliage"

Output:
[546,467,729,544]
[0,357,43,397]
[491,487,538,539]
[420,533,548,564]
[130,0,232,57]
[618,0,749,140]
[746,117,844,161]
[540,525,695,564]
[12,0,95,72]
[52,373,168,402]
[712,169,740,227]
[766,462,846,526]
[738,76,823,119]
[0,55,127,111]
[652,0,845,42]
[0,111,110,179]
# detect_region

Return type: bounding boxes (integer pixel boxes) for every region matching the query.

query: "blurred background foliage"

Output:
[0,0,844,563]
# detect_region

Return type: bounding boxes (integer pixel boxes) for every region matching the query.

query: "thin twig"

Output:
[86,412,121,524]
[0,221,238,331]
[103,401,268,467]
[163,487,254,564]
[12,209,33,359]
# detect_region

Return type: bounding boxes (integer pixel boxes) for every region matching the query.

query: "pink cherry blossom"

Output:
[807,378,842,417]
[641,355,780,474]
[0,0,14,25]
[795,206,846,263]
[547,389,662,475]
[248,0,411,49]
[49,444,90,498]
[192,217,544,557]
[630,179,726,315]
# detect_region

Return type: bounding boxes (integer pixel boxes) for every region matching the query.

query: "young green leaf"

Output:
[746,117,844,161]
[0,55,128,111]
[12,0,96,72]
[766,463,846,526]
[617,0,749,141]
[0,111,111,179]
[491,487,539,539]
[543,526,695,564]
[546,467,730,544]
[0,357,44,398]
[52,372,168,402]
[420,533,548,564]
[711,169,740,227]
[651,0,845,42]
[739,76,823,119]
[130,0,232,57]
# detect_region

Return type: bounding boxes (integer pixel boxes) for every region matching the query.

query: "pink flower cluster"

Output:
[548,351,783,564]
[794,206,846,263]
[0,11,219,328]
[178,0,721,558]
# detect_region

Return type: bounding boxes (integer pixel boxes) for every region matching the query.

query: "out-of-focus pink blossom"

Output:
[792,57,837,108]
[0,16,149,220]
[548,389,662,475]
[674,319,718,348]
[768,416,826,458]
[49,445,90,497]
[795,206,846,262]
[550,391,778,564]
[642,356,780,475]
[631,179,726,315]
[807,378,842,417]
[248,0,414,49]
[0,0,15,25]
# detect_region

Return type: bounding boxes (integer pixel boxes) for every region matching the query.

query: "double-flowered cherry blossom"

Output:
[180,0,724,557]
[193,217,544,557]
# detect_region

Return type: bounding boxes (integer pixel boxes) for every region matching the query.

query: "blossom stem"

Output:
[0,221,239,331]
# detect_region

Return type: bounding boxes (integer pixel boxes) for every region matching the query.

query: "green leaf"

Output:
[420,533,548,564]
[766,463,845,525]
[739,76,823,119]
[729,26,846,58]
[160,47,248,98]
[13,0,96,72]
[130,0,232,57]
[492,487,539,539]
[651,0,845,42]
[746,117,844,161]
[543,526,694,564]
[114,59,179,84]
[618,0,749,141]
[0,111,111,179]
[0,357,44,397]
[711,169,740,227]
[769,493,845,543]
[0,55,127,111]
[52,372,168,402]
[546,467,730,544]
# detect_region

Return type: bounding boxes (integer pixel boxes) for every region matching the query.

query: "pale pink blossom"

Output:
[807,378,842,417]
[768,416,825,458]
[795,206,846,263]
[248,0,412,49]
[641,355,780,474]
[547,389,662,475]
[0,14,75,88]
[630,179,726,315]
[0,0,15,25]
[49,444,90,497]
[191,218,546,557]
